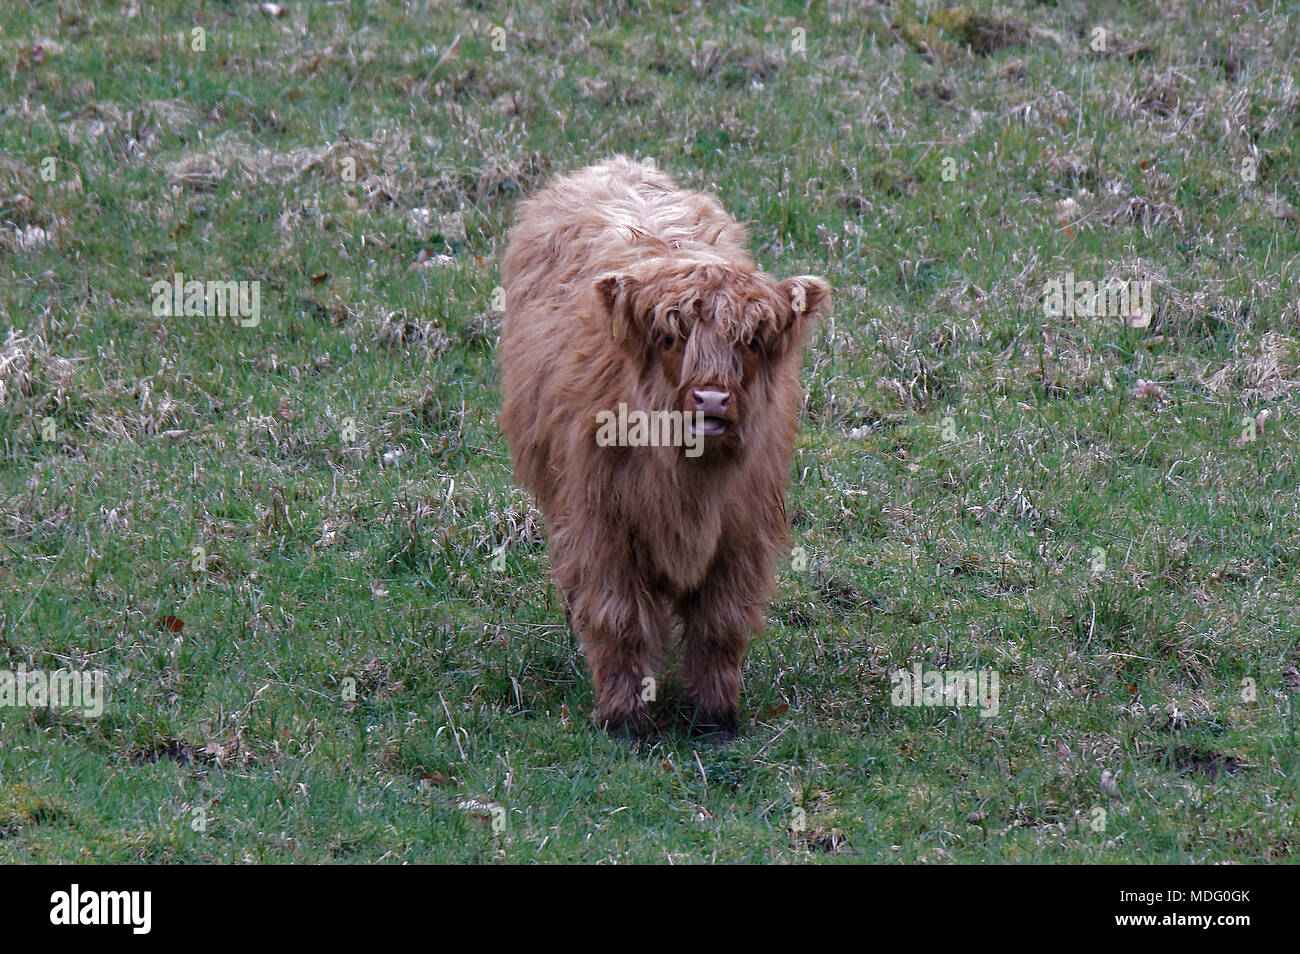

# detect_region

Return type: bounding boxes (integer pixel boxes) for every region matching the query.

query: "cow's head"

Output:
[594,262,829,460]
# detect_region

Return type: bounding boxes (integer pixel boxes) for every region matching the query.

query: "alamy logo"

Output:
[0,665,107,718]
[50,884,151,934]
[150,272,261,327]
[595,403,706,458]
[890,664,999,718]
[1043,272,1152,327]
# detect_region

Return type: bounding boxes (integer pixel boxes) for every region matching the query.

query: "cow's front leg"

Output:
[565,573,669,741]
[676,549,771,741]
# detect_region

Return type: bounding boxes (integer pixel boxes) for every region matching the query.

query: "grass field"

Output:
[1,0,1298,863]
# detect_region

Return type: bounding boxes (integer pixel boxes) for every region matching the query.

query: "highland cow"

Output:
[499,156,829,741]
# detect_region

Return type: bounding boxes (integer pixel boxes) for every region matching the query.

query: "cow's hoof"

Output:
[602,715,655,745]
[690,709,738,743]
[696,728,735,745]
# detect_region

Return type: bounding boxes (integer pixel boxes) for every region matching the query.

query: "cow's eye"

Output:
[659,333,679,351]
[744,336,761,352]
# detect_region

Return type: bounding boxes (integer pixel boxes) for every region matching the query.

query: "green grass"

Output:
[1,0,1298,862]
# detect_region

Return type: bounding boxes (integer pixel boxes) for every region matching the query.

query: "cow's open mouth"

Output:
[691,415,729,437]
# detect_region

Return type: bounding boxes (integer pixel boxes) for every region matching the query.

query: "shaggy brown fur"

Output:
[499,156,829,740]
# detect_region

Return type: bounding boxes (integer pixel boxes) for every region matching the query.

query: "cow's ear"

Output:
[779,275,830,321]
[777,275,830,343]
[594,274,642,341]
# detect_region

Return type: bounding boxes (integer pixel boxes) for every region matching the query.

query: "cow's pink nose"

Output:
[692,389,730,416]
